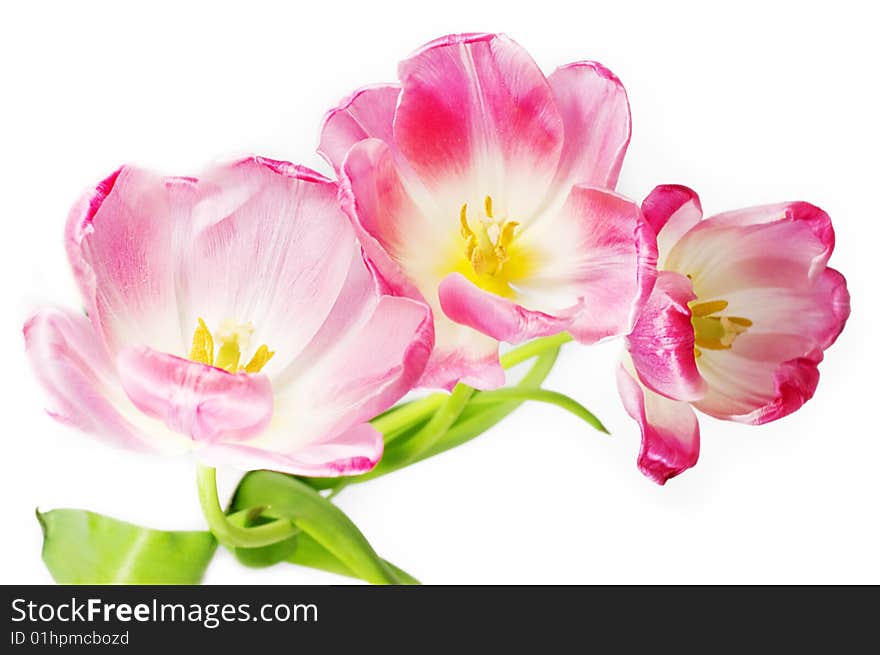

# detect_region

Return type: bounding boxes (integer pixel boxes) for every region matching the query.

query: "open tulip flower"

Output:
[617,185,851,484]
[320,33,657,390]
[24,157,433,476]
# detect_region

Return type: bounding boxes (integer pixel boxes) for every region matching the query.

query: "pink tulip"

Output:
[617,185,850,484]
[24,157,433,476]
[320,33,657,390]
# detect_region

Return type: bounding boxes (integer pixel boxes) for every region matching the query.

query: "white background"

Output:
[2,0,877,584]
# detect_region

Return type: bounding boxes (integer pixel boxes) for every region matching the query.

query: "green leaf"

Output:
[37,509,216,584]
[467,387,608,433]
[282,532,419,584]
[231,471,416,584]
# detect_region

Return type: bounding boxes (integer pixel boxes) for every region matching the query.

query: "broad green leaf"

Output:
[37,509,216,584]
[231,471,415,584]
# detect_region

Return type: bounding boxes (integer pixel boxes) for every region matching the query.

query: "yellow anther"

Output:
[690,299,729,317]
[484,195,493,218]
[460,204,473,239]
[498,221,519,251]
[244,344,275,373]
[189,318,214,366]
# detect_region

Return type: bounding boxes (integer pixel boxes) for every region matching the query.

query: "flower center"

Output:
[460,195,519,278]
[189,318,274,373]
[689,299,752,358]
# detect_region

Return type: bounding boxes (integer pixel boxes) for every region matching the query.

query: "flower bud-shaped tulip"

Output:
[24,157,433,476]
[617,185,850,483]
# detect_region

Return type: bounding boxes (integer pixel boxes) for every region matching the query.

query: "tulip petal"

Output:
[394,33,564,219]
[547,61,631,190]
[23,307,189,454]
[318,84,401,173]
[65,166,189,356]
[616,358,700,484]
[666,201,835,299]
[641,184,703,264]
[116,347,274,443]
[626,271,706,401]
[197,423,384,477]
[176,157,357,374]
[270,247,434,438]
[518,185,658,344]
[438,272,569,343]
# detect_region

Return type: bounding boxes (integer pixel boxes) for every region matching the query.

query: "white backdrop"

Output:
[2,0,877,584]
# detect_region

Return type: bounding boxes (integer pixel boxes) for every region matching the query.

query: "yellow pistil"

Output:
[689,298,753,356]
[188,318,274,374]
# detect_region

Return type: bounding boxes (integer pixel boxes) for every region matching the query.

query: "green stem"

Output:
[196,464,299,549]
[469,388,608,433]
[397,382,475,463]
[500,332,573,369]
[371,393,445,441]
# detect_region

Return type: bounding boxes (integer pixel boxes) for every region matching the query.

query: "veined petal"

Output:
[394,33,564,220]
[626,271,706,401]
[339,138,435,300]
[547,61,631,190]
[23,307,189,454]
[197,423,383,477]
[65,166,190,356]
[116,347,274,443]
[693,337,823,424]
[616,358,700,485]
[641,184,703,265]
[318,84,401,173]
[666,201,835,299]
[266,247,434,447]
[520,185,658,344]
[438,272,569,343]
[176,157,356,374]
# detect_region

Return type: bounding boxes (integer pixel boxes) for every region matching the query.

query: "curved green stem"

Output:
[469,388,608,433]
[371,393,445,441]
[197,464,299,549]
[500,332,573,369]
[398,383,475,462]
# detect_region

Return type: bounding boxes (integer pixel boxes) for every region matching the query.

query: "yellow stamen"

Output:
[484,195,493,218]
[244,345,275,373]
[189,318,214,366]
[690,299,729,317]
